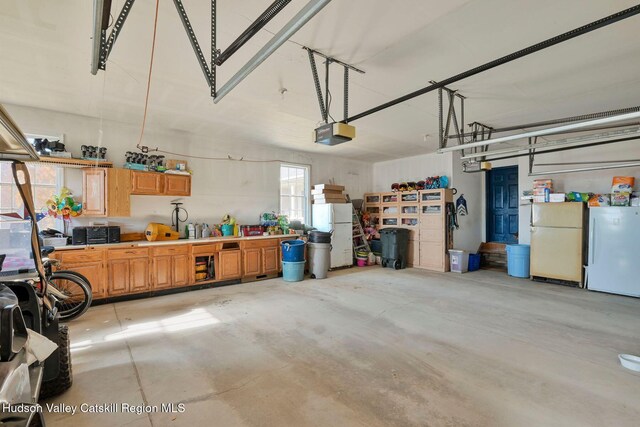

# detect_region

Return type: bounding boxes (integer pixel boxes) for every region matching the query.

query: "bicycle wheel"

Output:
[48,271,93,321]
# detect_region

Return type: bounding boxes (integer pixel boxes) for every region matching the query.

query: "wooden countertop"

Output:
[53,234,298,251]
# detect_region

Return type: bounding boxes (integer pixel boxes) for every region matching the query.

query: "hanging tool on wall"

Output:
[456,194,468,216]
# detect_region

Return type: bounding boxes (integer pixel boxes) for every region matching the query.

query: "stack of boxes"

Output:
[532,179,565,202]
[312,184,346,204]
[611,176,635,206]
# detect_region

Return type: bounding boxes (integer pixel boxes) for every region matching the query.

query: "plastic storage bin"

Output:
[308,242,331,279]
[379,228,410,270]
[468,253,481,272]
[449,249,469,273]
[281,240,305,262]
[506,244,530,278]
[282,260,305,282]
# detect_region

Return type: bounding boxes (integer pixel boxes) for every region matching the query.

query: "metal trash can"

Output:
[379,228,410,270]
[308,242,331,279]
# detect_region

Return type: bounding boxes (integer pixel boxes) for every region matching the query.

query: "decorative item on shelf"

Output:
[45,187,82,235]
[221,214,236,236]
[81,145,107,160]
[391,183,400,192]
[424,175,449,189]
[33,138,66,156]
[416,180,426,190]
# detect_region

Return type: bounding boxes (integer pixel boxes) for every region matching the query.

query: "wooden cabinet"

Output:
[52,249,107,299]
[243,248,261,277]
[131,171,192,196]
[151,245,190,289]
[164,174,191,196]
[107,248,150,295]
[131,171,164,195]
[82,168,131,217]
[262,247,279,274]
[219,250,241,280]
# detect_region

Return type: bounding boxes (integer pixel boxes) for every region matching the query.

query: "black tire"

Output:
[39,324,72,399]
[393,260,401,270]
[49,272,92,321]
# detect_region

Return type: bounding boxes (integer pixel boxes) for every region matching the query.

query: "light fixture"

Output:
[459,126,640,160]
[213,0,332,103]
[437,111,640,153]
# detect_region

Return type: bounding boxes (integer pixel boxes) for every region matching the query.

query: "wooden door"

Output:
[172,254,189,287]
[106,169,131,217]
[63,262,106,299]
[131,171,163,195]
[129,258,149,293]
[243,248,261,277]
[486,166,519,244]
[153,256,173,289]
[262,247,278,274]
[219,251,241,280]
[164,175,191,196]
[83,169,106,216]
[107,259,130,296]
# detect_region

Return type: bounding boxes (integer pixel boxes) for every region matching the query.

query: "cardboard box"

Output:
[311,188,343,196]
[166,159,188,171]
[313,184,345,191]
[549,193,566,202]
[313,194,346,203]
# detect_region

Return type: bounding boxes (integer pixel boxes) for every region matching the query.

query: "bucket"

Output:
[468,253,481,272]
[449,249,469,273]
[308,242,331,279]
[281,240,305,262]
[356,258,367,267]
[506,244,530,278]
[221,224,234,236]
[282,260,305,282]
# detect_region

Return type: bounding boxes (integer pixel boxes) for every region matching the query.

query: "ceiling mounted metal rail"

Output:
[91,0,136,74]
[340,4,640,124]
[304,47,365,123]
[214,0,292,66]
[448,105,640,140]
[529,161,640,176]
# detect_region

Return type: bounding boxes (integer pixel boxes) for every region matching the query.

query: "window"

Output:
[280,164,310,224]
[0,162,62,230]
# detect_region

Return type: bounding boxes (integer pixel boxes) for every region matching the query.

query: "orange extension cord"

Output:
[137,0,160,149]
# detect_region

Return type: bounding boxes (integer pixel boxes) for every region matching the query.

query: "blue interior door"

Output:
[486,166,519,243]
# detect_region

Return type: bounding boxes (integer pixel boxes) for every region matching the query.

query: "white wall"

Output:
[451,151,483,252]
[372,152,453,192]
[6,104,372,232]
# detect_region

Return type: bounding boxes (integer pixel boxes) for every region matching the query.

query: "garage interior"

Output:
[1,1,639,426]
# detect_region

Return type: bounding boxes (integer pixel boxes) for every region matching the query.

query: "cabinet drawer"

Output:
[151,245,189,256]
[191,243,221,255]
[108,248,149,260]
[242,239,281,249]
[60,249,104,264]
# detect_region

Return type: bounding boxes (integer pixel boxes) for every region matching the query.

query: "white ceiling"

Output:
[1,0,639,161]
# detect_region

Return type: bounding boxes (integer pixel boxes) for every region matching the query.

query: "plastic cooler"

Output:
[506,244,530,278]
[449,249,469,273]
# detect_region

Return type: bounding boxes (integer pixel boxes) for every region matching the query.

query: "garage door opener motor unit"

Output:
[314,122,356,146]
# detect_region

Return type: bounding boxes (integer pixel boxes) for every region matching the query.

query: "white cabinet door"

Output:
[330,222,353,268]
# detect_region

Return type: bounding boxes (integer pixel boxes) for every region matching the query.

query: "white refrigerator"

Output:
[312,203,353,269]
[587,207,640,297]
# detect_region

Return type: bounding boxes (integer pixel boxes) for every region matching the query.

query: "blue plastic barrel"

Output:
[506,244,530,278]
[282,260,305,282]
[281,240,305,262]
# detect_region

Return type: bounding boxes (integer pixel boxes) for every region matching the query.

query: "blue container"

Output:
[282,260,305,282]
[468,253,481,272]
[506,244,531,278]
[281,240,305,262]
[221,224,234,236]
[369,239,382,255]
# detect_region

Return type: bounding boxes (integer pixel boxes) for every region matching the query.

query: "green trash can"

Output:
[379,228,410,270]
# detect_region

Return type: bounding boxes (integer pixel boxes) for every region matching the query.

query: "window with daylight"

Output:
[0,161,62,230]
[280,164,310,224]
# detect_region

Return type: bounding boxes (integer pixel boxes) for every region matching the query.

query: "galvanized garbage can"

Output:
[308,242,331,279]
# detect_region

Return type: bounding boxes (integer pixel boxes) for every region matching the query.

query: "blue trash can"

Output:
[282,261,305,282]
[506,244,530,278]
[281,240,305,262]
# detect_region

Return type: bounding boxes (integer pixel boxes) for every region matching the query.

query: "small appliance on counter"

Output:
[71,226,120,245]
[145,223,180,241]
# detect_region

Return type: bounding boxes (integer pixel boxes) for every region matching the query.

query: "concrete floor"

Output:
[44,267,640,427]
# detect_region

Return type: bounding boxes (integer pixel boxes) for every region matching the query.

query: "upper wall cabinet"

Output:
[131,171,164,195]
[130,171,191,196]
[82,168,131,217]
[164,174,191,196]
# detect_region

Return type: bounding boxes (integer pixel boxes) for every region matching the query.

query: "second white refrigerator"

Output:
[312,203,353,269]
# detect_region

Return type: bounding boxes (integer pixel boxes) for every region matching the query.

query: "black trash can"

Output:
[379,228,410,270]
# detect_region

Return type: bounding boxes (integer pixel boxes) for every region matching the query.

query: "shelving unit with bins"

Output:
[363,189,453,271]
[363,193,381,228]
